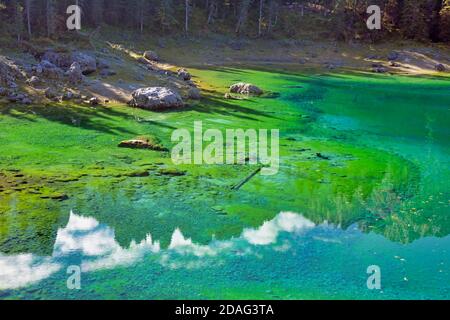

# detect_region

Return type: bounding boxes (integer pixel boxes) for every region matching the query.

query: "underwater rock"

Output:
[316,153,331,160]
[118,136,168,151]
[125,171,150,177]
[40,193,69,201]
[230,82,263,96]
[129,87,184,110]
[158,168,186,176]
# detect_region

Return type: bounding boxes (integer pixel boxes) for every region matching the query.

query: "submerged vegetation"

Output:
[0,0,449,301]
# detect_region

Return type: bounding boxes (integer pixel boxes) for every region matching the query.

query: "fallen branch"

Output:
[231,167,262,191]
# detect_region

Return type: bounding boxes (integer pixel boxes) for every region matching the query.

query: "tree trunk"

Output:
[258,0,264,36]
[185,0,189,35]
[26,0,32,38]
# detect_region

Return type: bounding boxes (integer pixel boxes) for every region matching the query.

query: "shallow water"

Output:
[0,68,449,299]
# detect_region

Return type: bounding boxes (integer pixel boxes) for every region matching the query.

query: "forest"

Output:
[0,0,450,43]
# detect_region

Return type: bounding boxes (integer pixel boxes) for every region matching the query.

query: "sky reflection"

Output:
[0,210,317,290]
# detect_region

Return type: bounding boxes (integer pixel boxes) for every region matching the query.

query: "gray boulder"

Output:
[65,62,84,83]
[41,50,97,74]
[230,83,263,96]
[0,55,25,87]
[72,52,97,75]
[7,92,31,104]
[41,51,72,68]
[129,87,184,110]
[38,60,63,79]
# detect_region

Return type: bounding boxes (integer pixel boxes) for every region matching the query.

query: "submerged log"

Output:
[231,167,262,191]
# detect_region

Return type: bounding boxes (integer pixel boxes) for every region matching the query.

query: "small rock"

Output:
[316,153,331,160]
[100,69,117,77]
[177,68,191,81]
[138,57,150,65]
[372,66,387,73]
[62,91,74,101]
[143,50,159,61]
[26,76,41,86]
[38,60,63,79]
[435,64,446,72]
[389,61,401,67]
[7,81,18,89]
[187,87,201,100]
[21,97,32,105]
[387,51,399,61]
[89,97,101,105]
[44,87,58,99]
[97,58,111,70]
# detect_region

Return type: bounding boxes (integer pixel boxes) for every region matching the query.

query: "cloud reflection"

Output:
[0,211,315,290]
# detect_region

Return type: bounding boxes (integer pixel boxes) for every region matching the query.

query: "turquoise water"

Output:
[0,68,449,299]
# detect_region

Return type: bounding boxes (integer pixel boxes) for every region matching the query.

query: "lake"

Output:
[0,68,449,299]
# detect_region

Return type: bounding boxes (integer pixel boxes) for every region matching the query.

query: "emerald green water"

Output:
[0,68,449,299]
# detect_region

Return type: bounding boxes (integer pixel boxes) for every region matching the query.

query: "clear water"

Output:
[0,68,449,299]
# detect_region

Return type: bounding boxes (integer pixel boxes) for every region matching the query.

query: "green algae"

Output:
[1,67,447,251]
[0,67,449,299]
